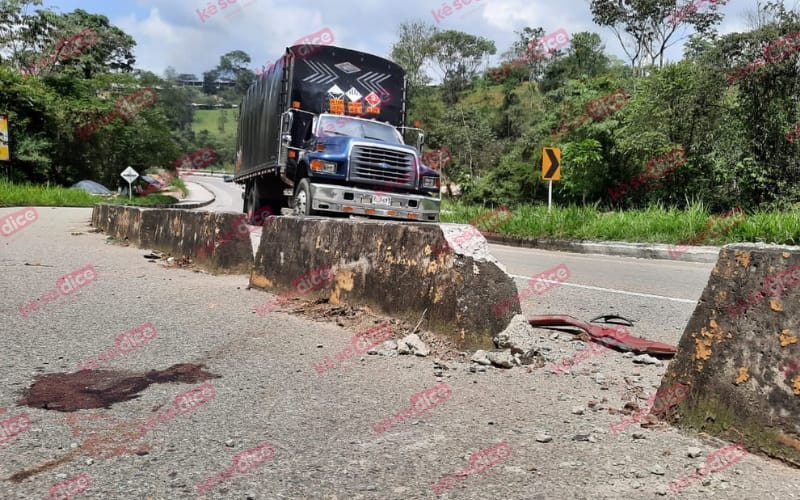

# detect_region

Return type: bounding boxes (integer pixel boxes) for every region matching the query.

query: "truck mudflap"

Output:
[309,183,440,222]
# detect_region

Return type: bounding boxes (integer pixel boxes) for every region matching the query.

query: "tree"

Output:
[434,105,501,179]
[704,3,800,206]
[500,27,548,82]
[0,0,50,67]
[390,20,437,98]
[62,10,136,76]
[540,32,611,92]
[163,66,177,81]
[202,69,219,95]
[158,85,194,130]
[217,50,250,79]
[10,8,137,78]
[209,50,254,96]
[590,0,726,73]
[562,32,612,79]
[428,30,496,104]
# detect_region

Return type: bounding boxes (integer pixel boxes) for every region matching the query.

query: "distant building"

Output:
[191,103,238,109]
[176,79,236,89]
[177,79,203,87]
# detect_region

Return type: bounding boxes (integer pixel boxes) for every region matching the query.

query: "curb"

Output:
[482,233,720,263]
[153,182,216,209]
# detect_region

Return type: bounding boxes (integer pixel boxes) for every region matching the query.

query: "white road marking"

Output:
[509,273,697,304]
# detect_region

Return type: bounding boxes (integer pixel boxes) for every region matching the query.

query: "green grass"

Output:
[191,109,239,145]
[0,181,179,207]
[0,180,98,207]
[169,177,188,196]
[441,201,800,246]
[107,194,179,206]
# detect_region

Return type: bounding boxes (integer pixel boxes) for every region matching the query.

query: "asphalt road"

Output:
[185,174,243,213]
[2,201,798,499]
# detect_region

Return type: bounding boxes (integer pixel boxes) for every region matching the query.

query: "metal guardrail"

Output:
[177,169,230,178]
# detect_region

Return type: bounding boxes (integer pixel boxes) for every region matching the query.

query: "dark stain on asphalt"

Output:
[17,363,221,412]
[7,449,81,483]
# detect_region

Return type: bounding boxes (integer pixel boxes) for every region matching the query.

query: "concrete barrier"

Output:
[91,204,252,274]
[249,217,520,350]
[655,243,800,464]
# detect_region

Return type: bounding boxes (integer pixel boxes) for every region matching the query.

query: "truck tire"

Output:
[245,180,268,225]
[294,178,316,216]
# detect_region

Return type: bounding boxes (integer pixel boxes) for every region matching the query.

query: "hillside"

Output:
[191,108,239,147]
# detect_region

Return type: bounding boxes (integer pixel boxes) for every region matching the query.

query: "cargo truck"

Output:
[234,44,441,223]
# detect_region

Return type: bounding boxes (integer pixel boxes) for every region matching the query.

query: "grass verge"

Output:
[0,181,97,207]
[0,181,179,207]
[106,194,180,206]
[169,177,188,196]
[441,201,800,246]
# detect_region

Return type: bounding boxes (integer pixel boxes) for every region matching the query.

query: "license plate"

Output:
[372,195,390,206]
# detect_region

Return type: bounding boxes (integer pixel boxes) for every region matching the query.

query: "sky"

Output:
[40,0,799,79]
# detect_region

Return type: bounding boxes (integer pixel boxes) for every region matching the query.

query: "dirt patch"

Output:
[278,297,465,361]
[18,363,220,412]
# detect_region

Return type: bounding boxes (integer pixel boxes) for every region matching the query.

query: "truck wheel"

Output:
[294,179,315,216]
[245,180,267,224]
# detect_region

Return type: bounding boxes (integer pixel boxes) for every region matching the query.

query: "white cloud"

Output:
[116,0,335,76]
[106,0,794,76]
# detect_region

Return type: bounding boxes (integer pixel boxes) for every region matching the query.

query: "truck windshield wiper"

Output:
[323,131,349,137]
[363,135,386,142]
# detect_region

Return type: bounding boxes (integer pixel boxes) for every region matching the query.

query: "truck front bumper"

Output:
[310,183,440,222]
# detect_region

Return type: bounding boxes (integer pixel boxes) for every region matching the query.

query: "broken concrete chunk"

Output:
[487,350,515,368]
[471,350,492,365]
[398,334,429,357]
[632,354,663,366]
[494,314,539,352]
[368,339,398,357]
[440,223,502,267]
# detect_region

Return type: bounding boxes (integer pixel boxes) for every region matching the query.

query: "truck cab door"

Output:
[286,112,313,179]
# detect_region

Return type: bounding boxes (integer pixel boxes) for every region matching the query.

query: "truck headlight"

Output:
[422,177,440,189]
[311,159,338,173]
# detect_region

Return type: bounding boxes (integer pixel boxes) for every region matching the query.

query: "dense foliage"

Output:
[397,1,800,212]
[0,1,240,189]
[0,0,798,213]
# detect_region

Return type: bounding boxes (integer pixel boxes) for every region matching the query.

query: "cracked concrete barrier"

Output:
[249,217,521,349]
[655,243,800,464]
[91,204,253,274]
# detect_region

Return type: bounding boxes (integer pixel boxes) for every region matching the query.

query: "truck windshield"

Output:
[318,115,403,144]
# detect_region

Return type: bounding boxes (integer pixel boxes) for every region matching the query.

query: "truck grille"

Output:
[350,145,416,187]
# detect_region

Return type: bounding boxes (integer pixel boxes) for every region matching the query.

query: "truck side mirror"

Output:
[417,133,425,152]
[281,111,294,145]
